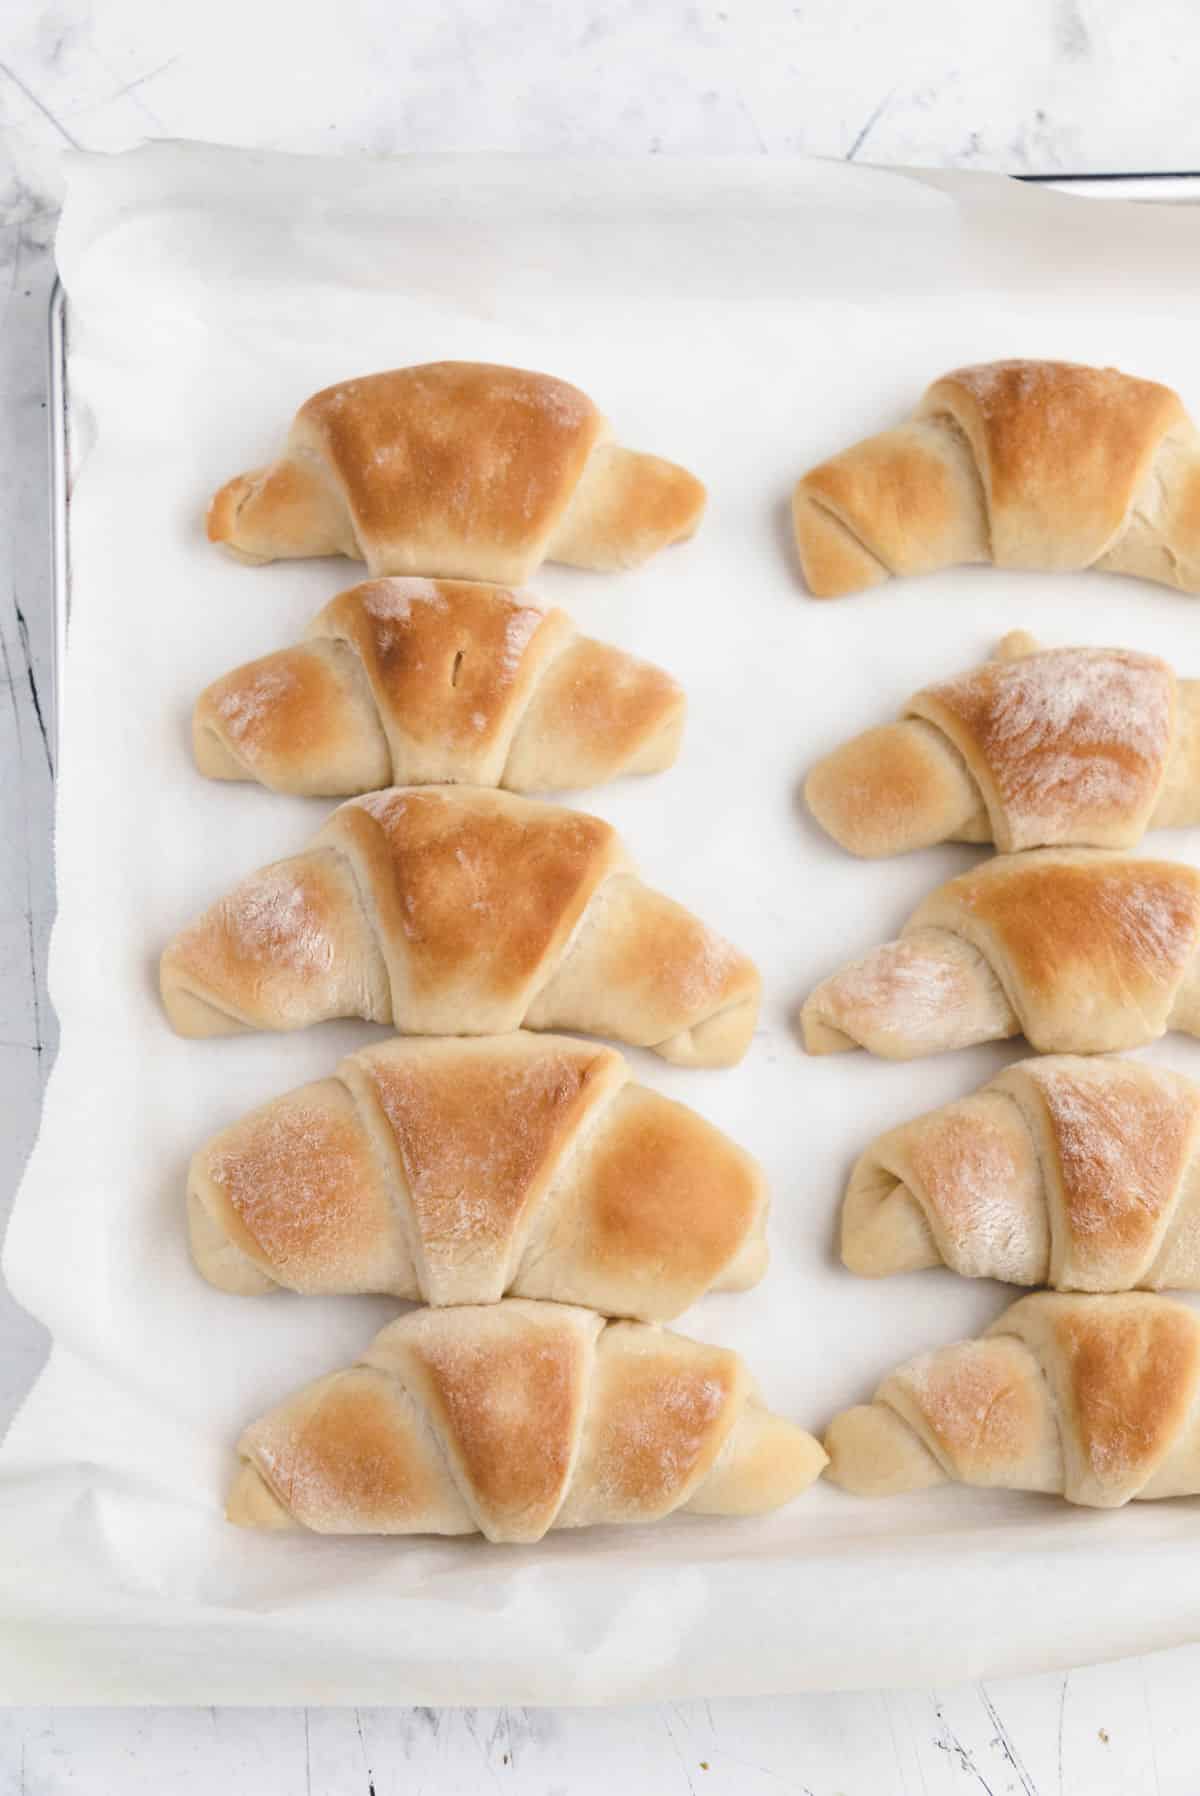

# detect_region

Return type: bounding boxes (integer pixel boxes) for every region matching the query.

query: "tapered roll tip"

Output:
[187,1184,279,1294]
[227,1461,295,1528]
[663,463,707,546]
[647,688,688,773]
[695,1406,827,1514]
[715,1224,770,1293]
[800,931,1006,1061]
[207,472,247,543]
[158,946,191,1032]
[159,947,249,1038]
[791,480,890,599]
[842,1149,944,1277]
[799,990,856,1055]
[615,453,708,564]
[159,854,364,1038]
[995,630,1041,662]
[207,471,271,562]
[193,647,373,795]
[839,1187,940,1279]
[747,1419,828,1509]
[805,725,960,858]
[192,706,249,781]
[839,1223,882,1278]
[823,1406,888,1493]
[655,988,760,1068]
[823,1403,945,1497]
[553,445,707,570]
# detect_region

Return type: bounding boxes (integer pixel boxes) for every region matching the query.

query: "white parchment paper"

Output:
[7,144,1200,1703]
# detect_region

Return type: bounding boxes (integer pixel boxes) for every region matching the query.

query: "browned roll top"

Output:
[208,362,706,582]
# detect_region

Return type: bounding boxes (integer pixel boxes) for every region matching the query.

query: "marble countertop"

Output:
[4,0,1200,1788]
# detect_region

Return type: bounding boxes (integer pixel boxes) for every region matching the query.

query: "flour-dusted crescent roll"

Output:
[807,631,1200,857]
[842,1054,1200,1291]
[793,360,1200,598]
[824,1291,1200,1507]
[228,1299,826,1539]
[189,1032,767,1316]
[208,363,706,581]
[802,850,1200,1060]
[193,576,685,797]
[160,787,759,1065]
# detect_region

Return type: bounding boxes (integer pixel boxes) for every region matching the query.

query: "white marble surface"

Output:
[4,0,1200,1785]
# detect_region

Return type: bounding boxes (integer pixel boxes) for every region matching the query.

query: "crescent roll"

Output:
[193,576,684,797]
[229,1300,826,1539]
[802,850,1200,1060]
[807,632,1200,857]
[842,1054,1200,1291]
[793,360,1200,598]
[824,1291,1200,1507]
[160,787,760,1065]
[189,1032,767,1317]
[208,362,706,582]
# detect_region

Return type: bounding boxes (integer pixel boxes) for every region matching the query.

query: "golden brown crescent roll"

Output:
[824,1291,1200,1507]
[207,363,706,581]
[802,849,1200,1060]
[189,1032,767,1316]
[793,360,1200,598]
[194,576,685,797]
[228,1299,826,1539]
[842,1054,1200,1291]
[807,631,1200,857]
[160,787,759,1065]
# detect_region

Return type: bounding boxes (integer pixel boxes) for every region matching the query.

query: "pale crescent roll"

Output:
[806,632,1200,857]
[802,850,1200,1060]
[189,1032,767,1318]
[229,1301,826,1540]
[161,787,760,1066]
[208,362,706,582]
[793,360,1200,598]
[194,577,685,798]
[824,1292,1200,1508]
[842,1054,1200,1291]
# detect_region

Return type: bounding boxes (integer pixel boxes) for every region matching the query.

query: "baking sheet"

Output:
[47,280,68,729]
[9,144,1200,1704]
